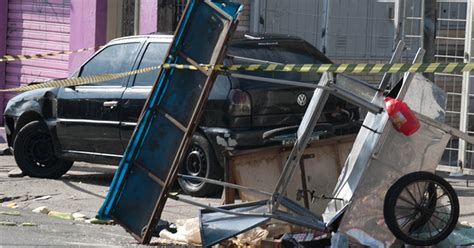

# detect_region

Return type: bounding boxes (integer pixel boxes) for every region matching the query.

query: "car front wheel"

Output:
[178,133,223,197]
[13,121,73,178]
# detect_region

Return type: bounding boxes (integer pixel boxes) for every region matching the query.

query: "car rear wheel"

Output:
[178,133,223,197]
[13,121,73,178]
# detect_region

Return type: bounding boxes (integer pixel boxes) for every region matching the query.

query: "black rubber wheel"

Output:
[178,133,222,197]
[384,171,459,246]
[13,121,73,178]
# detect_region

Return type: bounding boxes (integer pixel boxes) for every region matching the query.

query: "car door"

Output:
[119,39,171,149]
[56,41,143,156]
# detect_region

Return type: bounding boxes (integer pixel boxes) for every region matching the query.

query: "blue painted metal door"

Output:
[98,0,242,243]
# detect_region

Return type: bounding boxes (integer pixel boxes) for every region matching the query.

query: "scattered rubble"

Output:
[32,206,50,214]
[5,202,18,208]
[0,221,17,226]
[19,223,38,227]
[0,211,20,216]
[34,195,52,201]
[85,218,114,225]
[72,212,88,221]
[47,211,73,220]
[7,169,24,178]
[159,218,201,246]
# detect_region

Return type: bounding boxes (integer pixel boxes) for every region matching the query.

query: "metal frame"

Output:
[170,42,474,246]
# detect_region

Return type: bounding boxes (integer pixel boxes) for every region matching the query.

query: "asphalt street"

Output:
[0,145,473,246]
[0,148,221,247]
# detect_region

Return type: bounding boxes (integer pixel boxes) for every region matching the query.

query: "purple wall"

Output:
[0,0,8,113]
[139,0,158,35]
[68,0,107,74]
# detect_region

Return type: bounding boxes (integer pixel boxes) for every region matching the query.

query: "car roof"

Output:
[108,33,306,44]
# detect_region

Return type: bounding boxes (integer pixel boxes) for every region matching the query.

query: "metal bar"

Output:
[230,73,335,91]
[232,73,382,113]
[226,55,284,65]
[169,195,273,218]
[155,108,187,132]
[459,0,474,170]
[177,174,272,196]
[272,73,332,210]
[330,84,383,114]
[378,40,405,91]
[178,51,211,76]
[415,112,474,145]
[132,161,166,186]
[299,159,310,209]
[272,210,326,231]
[396,48,425,98]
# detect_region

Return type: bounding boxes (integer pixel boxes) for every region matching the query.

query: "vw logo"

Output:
[297,93,307,107]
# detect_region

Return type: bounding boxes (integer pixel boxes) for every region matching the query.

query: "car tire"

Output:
[178,133,223,197]
[13,121,73,178]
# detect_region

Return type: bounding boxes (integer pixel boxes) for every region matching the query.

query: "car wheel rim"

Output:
[25,132,56,168]
[394,180,455,242]
[184,145,207,187]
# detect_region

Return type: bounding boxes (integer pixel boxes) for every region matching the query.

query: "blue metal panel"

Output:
[97,0,242,243]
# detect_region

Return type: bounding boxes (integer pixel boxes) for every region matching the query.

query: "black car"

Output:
[4,34,357,196]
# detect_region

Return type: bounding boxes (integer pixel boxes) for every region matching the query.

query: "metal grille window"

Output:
[434,1,467,168]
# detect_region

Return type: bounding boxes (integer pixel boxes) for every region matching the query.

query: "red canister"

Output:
[384,97,420,136]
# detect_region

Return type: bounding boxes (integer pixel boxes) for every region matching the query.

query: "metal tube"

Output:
[272,73,332,210]
[230,73,334,90]
[177,174,272,196]
[169,195,273,218]
[459,0,474,170]
[134,0,140,35]
[330,85,383,114]
[249,0,260,33]
[378,40,405,92]
[415,113,474,145]
[396,48,425,98]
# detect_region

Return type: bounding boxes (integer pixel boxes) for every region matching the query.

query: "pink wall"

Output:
[68,0,107,74]
[139,0,158,35]
[0,0,8,113]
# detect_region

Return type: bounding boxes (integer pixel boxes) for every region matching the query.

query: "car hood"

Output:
[4,87,58,117]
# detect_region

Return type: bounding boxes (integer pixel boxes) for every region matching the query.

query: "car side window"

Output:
[80,42,141,86]
[208,74,231,100]
[133,42,169,87]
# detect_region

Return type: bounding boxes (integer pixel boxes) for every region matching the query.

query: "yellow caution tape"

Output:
[0,46,103,62]
[0,65,162,92]
[3,62,474,92]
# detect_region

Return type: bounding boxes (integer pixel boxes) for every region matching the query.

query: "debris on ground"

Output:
[32,206,50,214]
[280,231,330,247]
[7,168,24,178]
[34,195,52,201]
[0,147,12,156]
[85,218,114,225]
[0,221,17,226]
[225,227,269,247]
[5,202,18,208]
[438,223,474,247]
[0,211,21,216]
[47,211,73,220]
[72,212,88,221]
[20,222,38,227]
[159,218,201,246]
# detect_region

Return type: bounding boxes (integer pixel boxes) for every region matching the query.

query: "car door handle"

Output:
[103,101,118,109]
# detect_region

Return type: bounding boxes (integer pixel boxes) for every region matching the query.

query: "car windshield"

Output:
[227,41,328,84]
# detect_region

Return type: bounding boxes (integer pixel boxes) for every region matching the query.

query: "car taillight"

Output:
[228,89,251,116]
